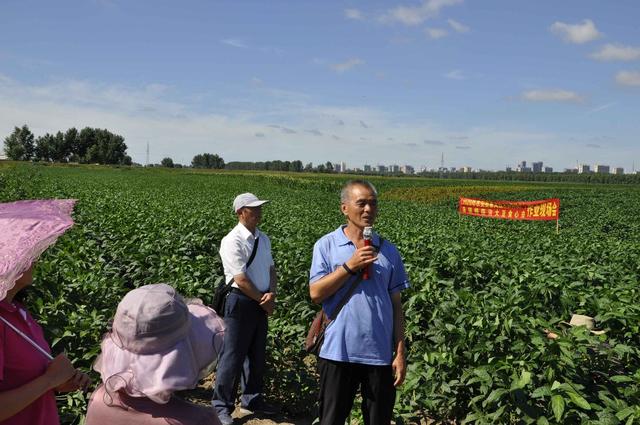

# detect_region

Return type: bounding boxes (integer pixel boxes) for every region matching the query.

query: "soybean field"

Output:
[1,163,639,424]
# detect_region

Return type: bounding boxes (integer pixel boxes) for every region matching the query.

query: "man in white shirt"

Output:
[212,193,277,425]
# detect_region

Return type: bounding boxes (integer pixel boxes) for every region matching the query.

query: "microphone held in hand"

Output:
[363,226,373,280]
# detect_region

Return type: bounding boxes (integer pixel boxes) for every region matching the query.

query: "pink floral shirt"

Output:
[0,300,59,425]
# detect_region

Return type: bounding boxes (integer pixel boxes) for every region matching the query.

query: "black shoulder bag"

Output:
[212,237,260,317]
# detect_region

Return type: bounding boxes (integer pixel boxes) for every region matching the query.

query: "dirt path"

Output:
[183,375,313,425]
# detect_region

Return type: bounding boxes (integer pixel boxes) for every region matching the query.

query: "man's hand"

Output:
[392,353,406,387]
[259,292,276,315]
[345,245,378,274]
[55,370,91,393]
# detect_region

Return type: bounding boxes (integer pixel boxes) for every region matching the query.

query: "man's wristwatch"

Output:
[342,263,357,275]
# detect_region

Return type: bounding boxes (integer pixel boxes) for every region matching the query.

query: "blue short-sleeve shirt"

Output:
[309,226,410,365]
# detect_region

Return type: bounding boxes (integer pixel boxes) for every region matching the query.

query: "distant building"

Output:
[614,167,624,175]
[363,164,372,172]
[450,167,457,173]
[333,162,342,173]
[578,164,591,174]
[340,161,347,172]
[564,168,578,173]
[505,166,512,172]
[516,160,527,172]
[544,167,553,173]
[400,165,415,174]
[389,164,400,173]
[532,161,543,173]
[377,164,387,173]
[462,166,473,173]
[594,164,610,174]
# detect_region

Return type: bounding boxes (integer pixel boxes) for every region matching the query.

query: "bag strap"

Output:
[246,237,260,268]
[327,238,384,321]
[225,236,260,286]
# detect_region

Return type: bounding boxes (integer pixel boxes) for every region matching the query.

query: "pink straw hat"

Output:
[94,284,225,403]
[0,199,76,301]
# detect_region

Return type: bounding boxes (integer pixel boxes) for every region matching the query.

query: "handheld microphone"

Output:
[363,226,373,280]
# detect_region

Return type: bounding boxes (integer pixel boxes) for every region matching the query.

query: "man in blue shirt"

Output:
[309,180,409,425]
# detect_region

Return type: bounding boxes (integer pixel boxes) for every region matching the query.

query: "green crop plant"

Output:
[1,163,638,424]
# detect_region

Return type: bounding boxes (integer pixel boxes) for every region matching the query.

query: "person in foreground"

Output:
[0,199,91,425]
[309,180,410,425]
[85,283,225,425]
[212,193,278,425]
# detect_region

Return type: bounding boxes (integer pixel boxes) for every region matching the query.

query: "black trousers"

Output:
[318,358,396,425]
[212,290,268,414]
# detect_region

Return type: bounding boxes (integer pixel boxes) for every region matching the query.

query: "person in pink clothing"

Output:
[0,199,91,425]
[86,283,225,425]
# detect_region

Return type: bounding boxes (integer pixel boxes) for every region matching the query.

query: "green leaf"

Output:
[536,417,550,425]
[531,385,551,398]
[567,391,591,410]
[610,375,634,383]
[551,395,565,422]
[512,370,532,390]
[484,388,507,406]
[616,407,635,420]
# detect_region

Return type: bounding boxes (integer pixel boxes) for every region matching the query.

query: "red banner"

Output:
[458,197,560,221]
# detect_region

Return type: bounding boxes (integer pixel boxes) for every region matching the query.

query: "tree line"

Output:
[3,125,131,165]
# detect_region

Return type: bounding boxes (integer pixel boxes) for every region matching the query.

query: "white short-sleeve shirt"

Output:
[219,223,274,293]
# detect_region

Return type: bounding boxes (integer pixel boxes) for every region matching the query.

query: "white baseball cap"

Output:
[233,193,269,212]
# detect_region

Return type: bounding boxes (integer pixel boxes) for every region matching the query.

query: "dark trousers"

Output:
[318,358,396,425]
[212,290,268,415]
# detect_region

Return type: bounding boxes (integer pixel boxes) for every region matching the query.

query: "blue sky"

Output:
[1,0,639,171]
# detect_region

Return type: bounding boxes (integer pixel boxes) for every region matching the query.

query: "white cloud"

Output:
[447,18,469,33]
[444,69,466,80]
[521,89,585,103]
[381,0,463,26]
[330,58,364,73]
[590,44,640,62]
[615,70,640,86]
[221,38,248,48]
[550,19,601,44]
[344,8,363,20]
[425,28,448,39]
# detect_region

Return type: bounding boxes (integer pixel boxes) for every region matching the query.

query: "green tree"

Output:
[3,125,35,160]
[80,128,128,164]
[191,153,225,169]
[34,133,55,161]
[161,157,175,168]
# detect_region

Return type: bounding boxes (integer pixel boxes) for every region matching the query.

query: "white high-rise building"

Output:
[578,164,591,174]
[400,165,415,174]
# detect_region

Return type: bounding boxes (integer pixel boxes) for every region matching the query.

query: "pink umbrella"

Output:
[0,199,77,359]
[0,199,76,301]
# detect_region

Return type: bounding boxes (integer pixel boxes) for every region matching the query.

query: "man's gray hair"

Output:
[340,180,378,203]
